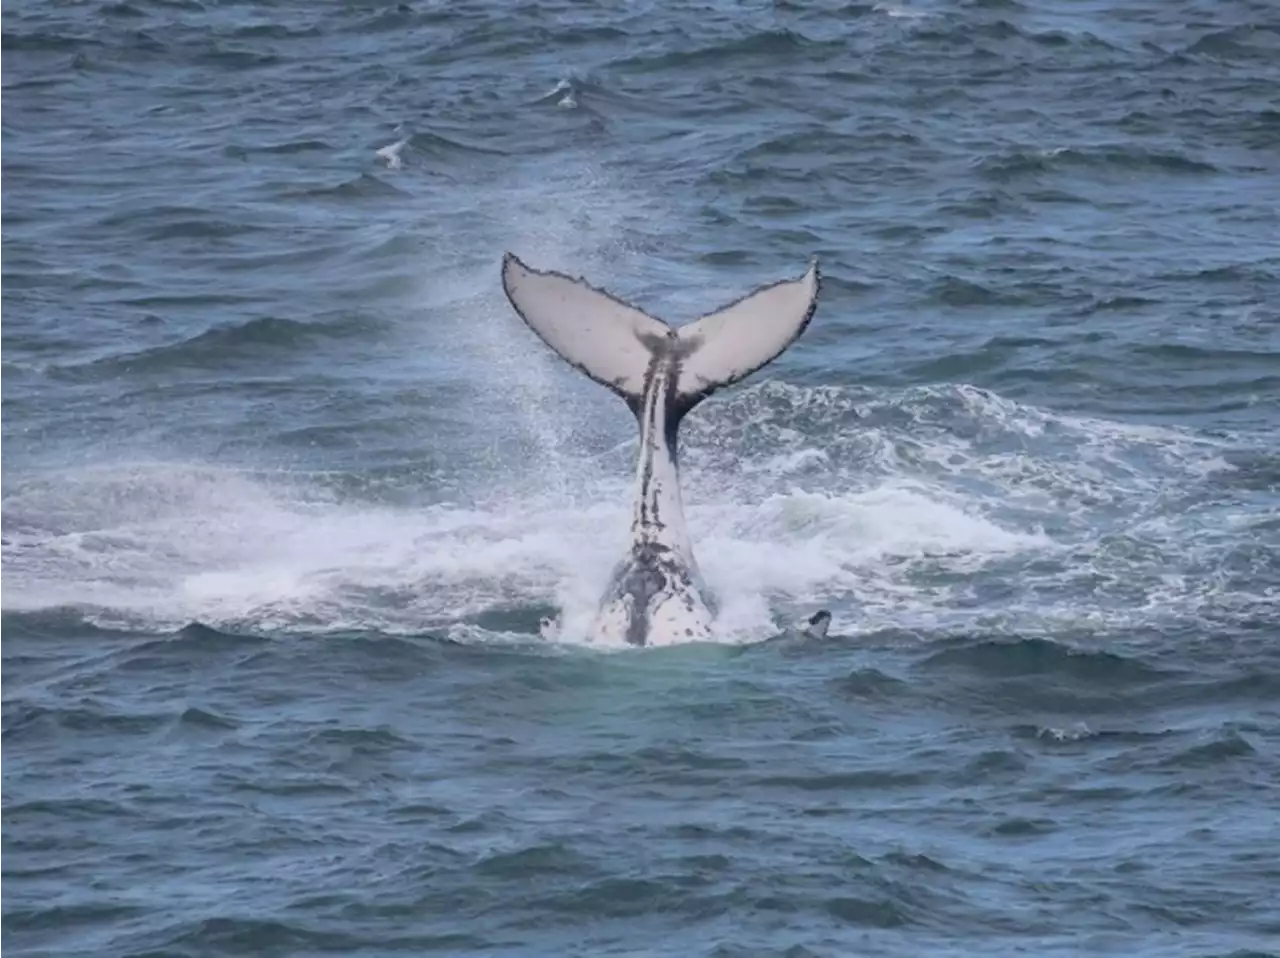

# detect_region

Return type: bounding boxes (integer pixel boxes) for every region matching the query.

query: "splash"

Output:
[375,137,409,171]
[2,380,1256,647]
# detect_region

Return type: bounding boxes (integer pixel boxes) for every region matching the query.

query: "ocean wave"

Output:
[227,22,324,42]
[291,173,411,200]
[45,315,365,380]
[921,636,1174,684]
[1,30,101,53]
[3,702,169,742]
[613,28,843,72]
[100,2,146,18]
[977,144,1218,180]
[1160,730,1259,768]
[1183,25,1280,62]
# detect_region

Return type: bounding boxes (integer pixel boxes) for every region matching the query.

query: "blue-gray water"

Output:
[3,1,1279,955]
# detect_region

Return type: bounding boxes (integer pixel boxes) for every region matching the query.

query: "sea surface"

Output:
[3,0,1279,955]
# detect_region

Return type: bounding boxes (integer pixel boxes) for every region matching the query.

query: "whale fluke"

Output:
[501,253,819,420]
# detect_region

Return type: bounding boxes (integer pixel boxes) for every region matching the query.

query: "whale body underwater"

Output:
[500,253,825,647]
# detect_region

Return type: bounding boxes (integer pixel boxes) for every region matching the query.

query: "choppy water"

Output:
[3,1,1279,955]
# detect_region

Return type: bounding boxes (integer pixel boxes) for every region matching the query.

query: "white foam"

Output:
[873,2,928,20]
[3,370,1259,646]
[0,443,1042,641]
[375,137,408,171]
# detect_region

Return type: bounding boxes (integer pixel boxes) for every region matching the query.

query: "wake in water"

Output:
[1,380,1262,649]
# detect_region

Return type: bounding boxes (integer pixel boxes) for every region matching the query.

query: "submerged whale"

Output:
[501,253,822,646]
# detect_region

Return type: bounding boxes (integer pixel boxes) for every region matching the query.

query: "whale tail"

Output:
[500,253,821,423]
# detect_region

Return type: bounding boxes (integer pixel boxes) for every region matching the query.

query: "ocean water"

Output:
[3,0,1279,955]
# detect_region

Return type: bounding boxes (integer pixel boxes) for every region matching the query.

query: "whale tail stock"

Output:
[499,253,821,426]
